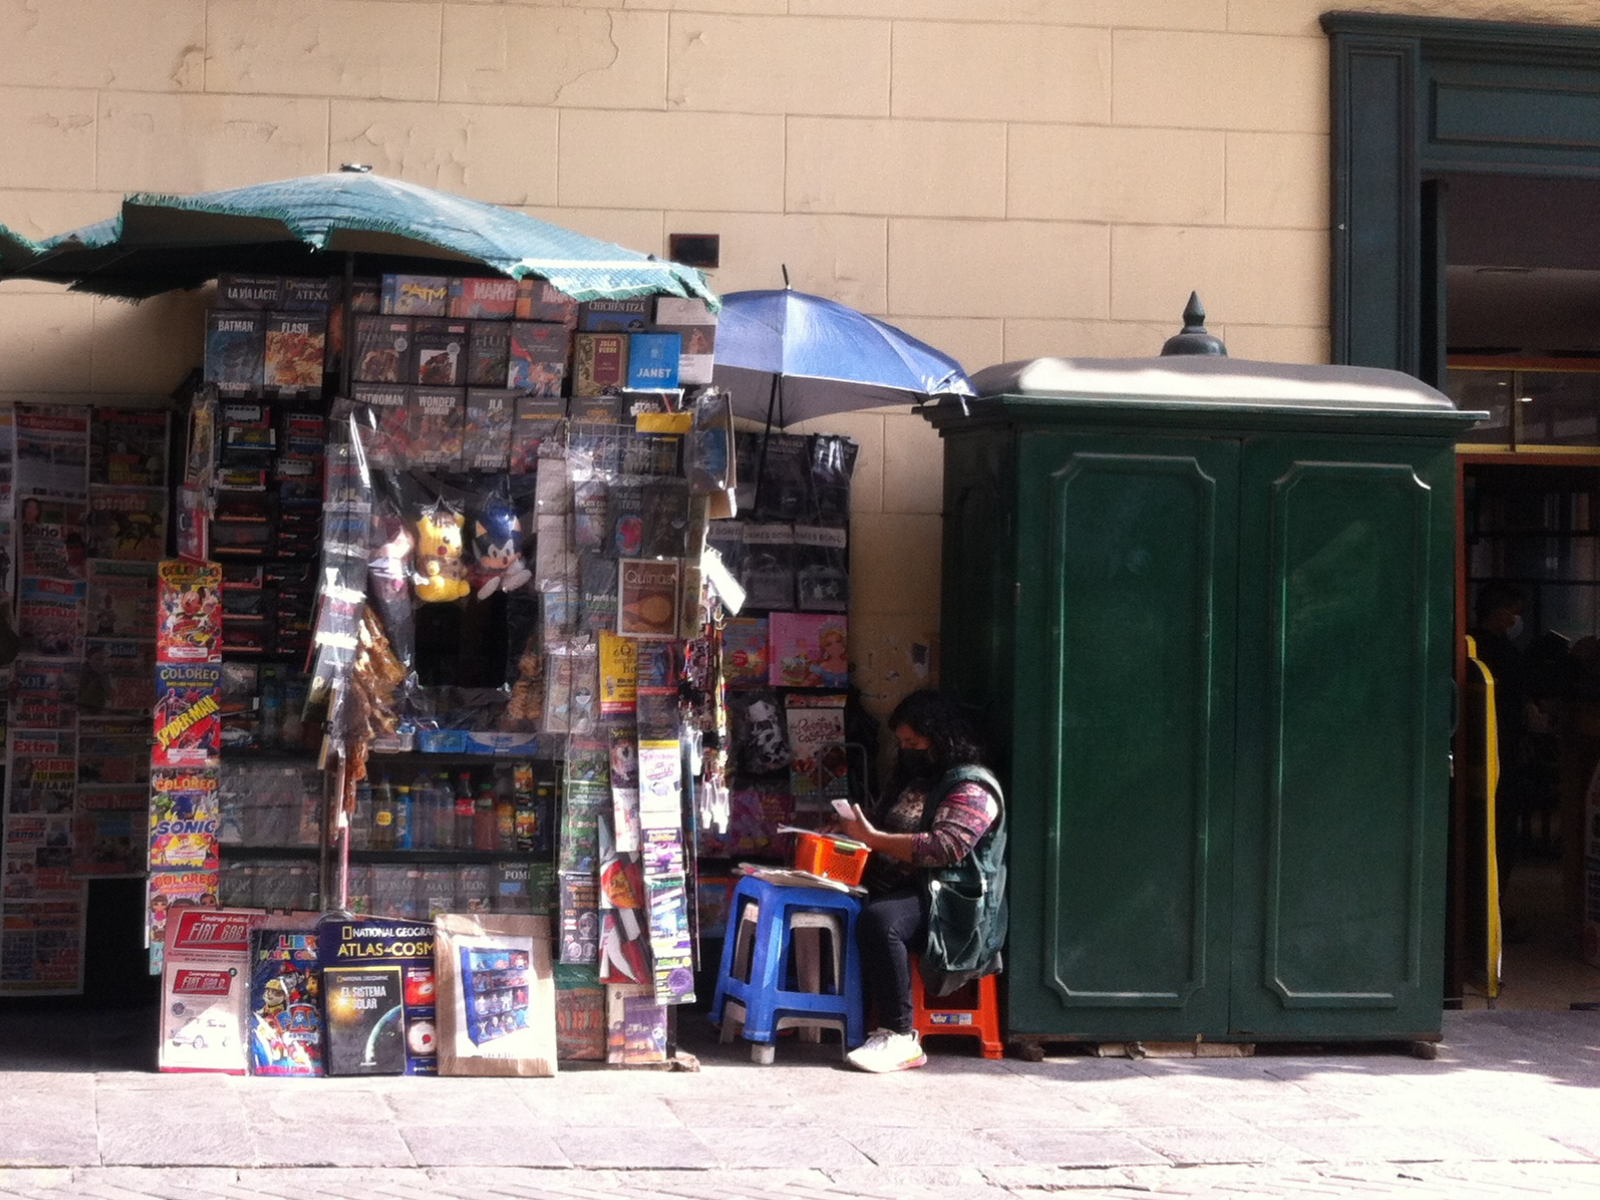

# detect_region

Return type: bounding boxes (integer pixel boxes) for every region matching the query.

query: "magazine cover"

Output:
[351,382,410,468]
[16,405,89,501]
[435,913,556,1077]
[0,898,87,996]
[606,982,668,1065]
[617,558,680,640]
[785,692,849,807]
[352,315,412,384]
[722,617,768,688]
[17,578,85,659]
[19,495,88,580]
[157,560,222,662]
[262,313,326,395]
[147,868,220,970]
[86,560,157,640]
[77,718,151,787]
[507,322,569,394]
[509,394,566,473]
[281,276,333,311]
[626,333,681,390]
[71,784,146,878]
[573,333,628,397]
[10,658,79,730]
[159,908,266,1074]
[553,962,604,1061]
[153,663,222,767]
[216,274,282,309]
[322,965,406,1075]
[85,487,166,561]
[247,920,324,1077]
[768,612,849,688]
[381,273,450,317]
[467,322,512,387]
[407,388,465,468]
[449,276,518,320]
[652,297,717,386]
[90,409,169,488]
[204,312,265,396]
[462,389,514,471]
[8,729,77,815]
[411,320,470,387]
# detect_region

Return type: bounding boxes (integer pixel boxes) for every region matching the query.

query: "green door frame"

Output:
[1323,11,1600,374]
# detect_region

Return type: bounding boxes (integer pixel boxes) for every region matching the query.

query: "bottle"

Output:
[473,777,498,851]
[496,778,517,852]
[393,780,413,850]
[260,678,283,750]
[351,781,373,851]
[372,776,396,851]
[513,762,537,853]
[454,769,475,850]
[410,770,433,848]
[434,770,455,850]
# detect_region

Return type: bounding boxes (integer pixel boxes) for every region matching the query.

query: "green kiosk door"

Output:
[928,341,1482,1046]
[1229,436,1457,1039]
[1009,432,1239,1041]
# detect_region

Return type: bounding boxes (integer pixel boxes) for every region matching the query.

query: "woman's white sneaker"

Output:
[846,1030,926,1073]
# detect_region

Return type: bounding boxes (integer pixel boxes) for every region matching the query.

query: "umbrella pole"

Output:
[755,373,779,515]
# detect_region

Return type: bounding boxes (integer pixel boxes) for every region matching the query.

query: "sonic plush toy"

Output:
[472,499,531,600]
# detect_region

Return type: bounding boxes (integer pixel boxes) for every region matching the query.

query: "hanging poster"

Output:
[10,658,78,730]
[156,560,223,662]
[16,578,85,659]
[79,639,156,717]
[7,730,77,817]
[90,409,169,489]
[152,664,223,767]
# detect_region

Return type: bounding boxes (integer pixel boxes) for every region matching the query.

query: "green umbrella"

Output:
[1,170,717,307]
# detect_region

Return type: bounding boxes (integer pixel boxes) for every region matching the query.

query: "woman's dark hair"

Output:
[887,689,985,776]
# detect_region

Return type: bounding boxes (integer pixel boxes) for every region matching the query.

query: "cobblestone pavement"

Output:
[2,1008,1599,1197]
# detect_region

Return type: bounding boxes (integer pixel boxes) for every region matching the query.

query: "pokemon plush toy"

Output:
[414,506,470,603]
[472,499,532,600]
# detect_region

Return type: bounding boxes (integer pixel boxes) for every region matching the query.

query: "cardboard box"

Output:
[435,913,557,1076]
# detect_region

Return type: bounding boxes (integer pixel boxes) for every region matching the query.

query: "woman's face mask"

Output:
[898,747,935,776]
[1507,615,1525,641]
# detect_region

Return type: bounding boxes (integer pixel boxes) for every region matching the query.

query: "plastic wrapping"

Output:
[468,479,532,600]
[413,497,470,603]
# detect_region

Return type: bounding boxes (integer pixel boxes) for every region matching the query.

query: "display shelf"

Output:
[219,746,320,762]
[368,752,556,768]
[221,844,538,865]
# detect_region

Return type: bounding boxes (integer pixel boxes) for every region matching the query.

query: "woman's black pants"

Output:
[857,885,927,1035]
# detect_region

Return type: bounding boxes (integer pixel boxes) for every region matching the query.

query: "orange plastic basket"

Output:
[792,831,870,886]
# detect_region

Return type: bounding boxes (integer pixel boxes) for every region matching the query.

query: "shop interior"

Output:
[1445,172,1600,1010]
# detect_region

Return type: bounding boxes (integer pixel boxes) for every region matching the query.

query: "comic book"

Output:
[553,962,605,1061]
[85,487,166,561]
[17,578,85,660]
[467,321,512,388]
[767,612,849,688]
[156,560,222,662]
[449,276,518,321]
[462,389,515,471]
[411,319,470,387]
[204,312,265,396]
[382,274,450,317]
[159,908,266,1074]
[507,322,569,394]
[352,315,413,384]
[514,278,578,327]
[262,313,326,396]
[351,382,410,469]
[90,409,169,488]
[407,388,465,468]
[153,663,222,767]
[509,393,566,474]
[247,920,323,1077]
[722,617,768,688]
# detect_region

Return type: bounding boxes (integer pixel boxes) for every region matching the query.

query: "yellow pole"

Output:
[1464,635,1502,1005]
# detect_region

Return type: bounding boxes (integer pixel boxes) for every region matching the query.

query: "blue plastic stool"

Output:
[710,875,866,1063]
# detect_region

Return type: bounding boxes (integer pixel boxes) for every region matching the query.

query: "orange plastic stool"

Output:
[910,966,1004,1060]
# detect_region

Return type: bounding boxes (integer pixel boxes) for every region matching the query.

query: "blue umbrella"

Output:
[711,288,973,428]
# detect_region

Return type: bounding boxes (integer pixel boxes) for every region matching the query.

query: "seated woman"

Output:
[837,690,1002,1073]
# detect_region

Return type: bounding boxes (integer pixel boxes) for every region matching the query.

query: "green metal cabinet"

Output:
[925,356,1482,1043]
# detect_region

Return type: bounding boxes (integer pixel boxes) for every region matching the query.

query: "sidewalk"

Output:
[3,1008,1600,1198]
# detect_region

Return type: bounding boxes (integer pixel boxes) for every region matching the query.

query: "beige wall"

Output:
[0,0,1590,716]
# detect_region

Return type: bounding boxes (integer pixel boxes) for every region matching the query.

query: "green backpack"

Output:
[919,765,1008,998]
